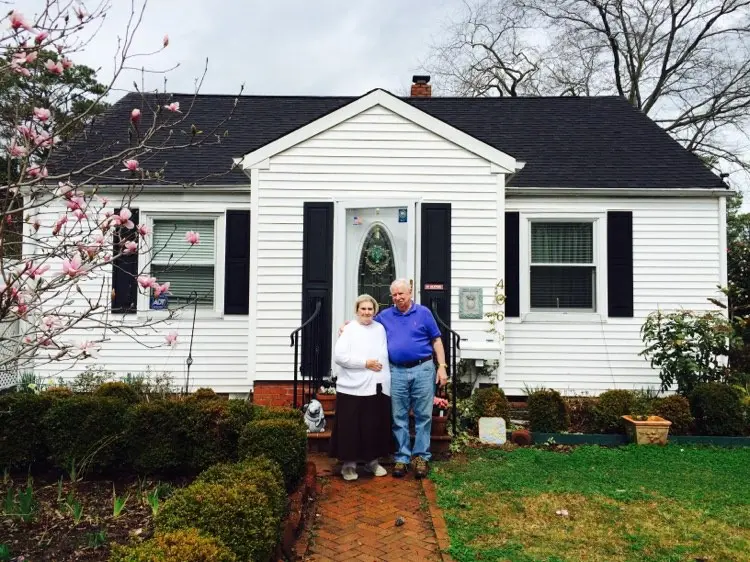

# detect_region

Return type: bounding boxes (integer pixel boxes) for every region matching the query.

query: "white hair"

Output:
[390,278,411,293]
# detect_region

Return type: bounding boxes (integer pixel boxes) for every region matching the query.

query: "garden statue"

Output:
[303,399,326,433]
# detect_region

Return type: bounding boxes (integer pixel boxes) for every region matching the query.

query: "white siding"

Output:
[30,190,252,393]
[252,105,503,381]
[503,197,724,395]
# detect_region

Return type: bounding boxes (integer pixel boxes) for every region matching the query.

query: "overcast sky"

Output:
[50,0,463,99]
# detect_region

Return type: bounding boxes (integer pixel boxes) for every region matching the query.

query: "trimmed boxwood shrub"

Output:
[528,389,570,432]
[155,481,279,562]
[593,389,636,433]
[472,386,511,424]
[651,394,693,435]
[43,386,74,397]
[94,381,140,404]
[42,395,131,473]
[239,418,307,490]
[0,393,57,469]
[187,387,218,401]
[196,456,286,519]
[252,404,305,423]
[690,383,745,436]
[110,528,237,562]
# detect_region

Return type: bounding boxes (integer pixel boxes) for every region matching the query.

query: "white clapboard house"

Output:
[35,76,729,404]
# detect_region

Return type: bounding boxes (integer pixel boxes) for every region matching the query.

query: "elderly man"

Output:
[375,279,448,479]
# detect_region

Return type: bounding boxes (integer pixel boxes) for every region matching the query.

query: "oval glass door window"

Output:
[358,224,396,310]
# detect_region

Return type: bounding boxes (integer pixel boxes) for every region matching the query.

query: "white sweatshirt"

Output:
[333,320,391,397]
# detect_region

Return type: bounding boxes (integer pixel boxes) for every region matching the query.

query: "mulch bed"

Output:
[1,474,167,561]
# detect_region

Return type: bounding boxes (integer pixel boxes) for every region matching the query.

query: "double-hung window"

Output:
[150,218,217,309]
[529,221,596,311]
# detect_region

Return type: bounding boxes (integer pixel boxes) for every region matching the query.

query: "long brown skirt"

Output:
[328,388,392,462]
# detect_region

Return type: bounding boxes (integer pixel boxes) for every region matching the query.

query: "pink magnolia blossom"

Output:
[62,255,84,277]
[66,196,85,212]
[164,102,181,113]
[137,223,151,236]
[24,50,38,64]
[27,166,48,179]
[45,59,64,75]
[122,240,138,254]
[77,341,98,358]
[9,11,32,30]
[61,57,73,70]
[25,261,50,279]
[42,315,61,331]
[17,125,34,140]
[111,208,135,229]
[163,34,169,47]
[97,195,110,207]
[79,239,102,258]
[137,276,156,289]
[121,159,140,172]
[184,231,200,245]
[33,107,51,122]
[8,142,27,158]
[29,215,41,232]
[33,130,58,148]
[130,108,141,122]
[35,31,49,44]
[74,6,87,20]
[153,282,171,298]
[10,62,31,77]
[52,215,68,235]
[72,209,86,222]
[165,331,178,347]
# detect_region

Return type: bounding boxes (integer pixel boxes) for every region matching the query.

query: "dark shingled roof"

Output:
[54,91,727,189]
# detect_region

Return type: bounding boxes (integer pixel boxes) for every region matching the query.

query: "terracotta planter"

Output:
[316,393,336,411]
[622,415,672,445]
[431,414,449,436]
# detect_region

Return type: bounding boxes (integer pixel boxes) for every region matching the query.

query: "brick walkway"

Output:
[298,455,450,561]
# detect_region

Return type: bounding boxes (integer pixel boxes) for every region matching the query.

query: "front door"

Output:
[345,206,414,313]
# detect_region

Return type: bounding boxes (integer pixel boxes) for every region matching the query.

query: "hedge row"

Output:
[0,391,306,479]
[111,455,289,561]
[527,383,749,436]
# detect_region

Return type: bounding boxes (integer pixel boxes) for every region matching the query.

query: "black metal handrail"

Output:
[430,301,461,436]
[290,300,322,408]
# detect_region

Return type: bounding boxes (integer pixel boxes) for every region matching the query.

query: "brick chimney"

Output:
[410,75,432,97]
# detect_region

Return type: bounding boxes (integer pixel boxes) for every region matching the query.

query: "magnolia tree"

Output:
[0,1,241,378]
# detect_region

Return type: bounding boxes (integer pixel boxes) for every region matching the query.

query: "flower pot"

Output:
[315,393,336,411]
[431,414,449,436]
[622,415,672,445]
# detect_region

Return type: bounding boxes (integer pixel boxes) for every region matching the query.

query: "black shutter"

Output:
[420,203,452,364]
[505,212,520,317]
[112,208,139,314]
[301,202,334,382]
[224,210,250,315]
[607,211,634,317]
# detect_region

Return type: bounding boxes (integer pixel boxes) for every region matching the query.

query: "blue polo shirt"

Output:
[375,302,441,364]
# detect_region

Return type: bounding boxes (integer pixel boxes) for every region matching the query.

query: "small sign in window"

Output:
[398,208,407,223]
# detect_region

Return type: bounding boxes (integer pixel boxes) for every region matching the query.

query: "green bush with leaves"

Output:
[0,393,56,469]
[155,481,279,562]
[94,382,140,404]
[593,390,636,433]
[472,386,510,424]
[43,386,74,398]
[690,383,745,436]
[187,387,218,401]
[110,528,237,562]
[640,309,737,395]
[252,404,305,423]
[196,456,286,519]
[239,418,307,490]
[42,395,131,473]
[651,394,694,435]
[527,389,570,432]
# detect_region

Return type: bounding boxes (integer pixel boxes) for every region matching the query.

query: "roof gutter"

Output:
[507,186,733,198]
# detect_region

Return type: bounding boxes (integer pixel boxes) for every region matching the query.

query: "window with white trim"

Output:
[530,221,596,311]
[150,218,216,309]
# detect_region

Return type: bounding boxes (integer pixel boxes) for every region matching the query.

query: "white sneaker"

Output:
[365,460,387,477]
[341,463,358,481]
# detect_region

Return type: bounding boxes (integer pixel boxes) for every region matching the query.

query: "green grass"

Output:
[431,445,750,561]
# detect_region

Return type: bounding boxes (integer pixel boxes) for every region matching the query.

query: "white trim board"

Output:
[236,89,519,173]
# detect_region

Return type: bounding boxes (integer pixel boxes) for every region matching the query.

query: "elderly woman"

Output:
[329,294,392,481]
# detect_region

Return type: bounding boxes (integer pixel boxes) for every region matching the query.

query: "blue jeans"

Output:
[390,361,435,463]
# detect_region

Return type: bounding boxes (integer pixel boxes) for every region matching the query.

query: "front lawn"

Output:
[431,445,750,562]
